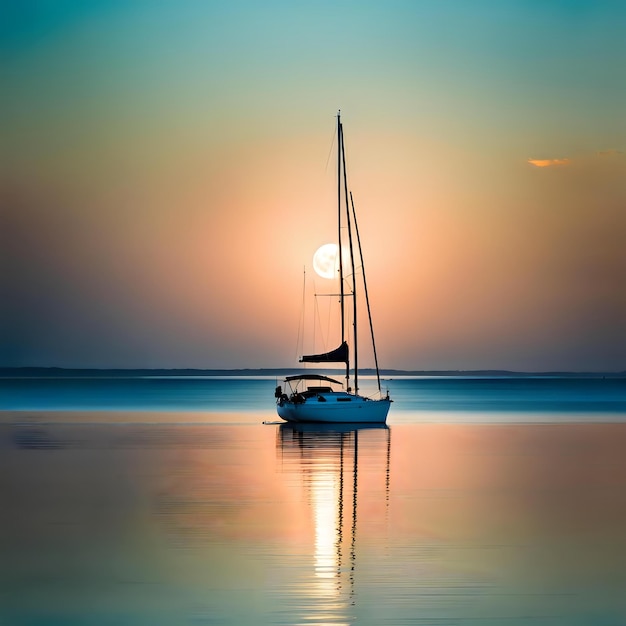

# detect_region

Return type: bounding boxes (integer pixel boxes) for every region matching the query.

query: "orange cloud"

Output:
[527,157,571,168]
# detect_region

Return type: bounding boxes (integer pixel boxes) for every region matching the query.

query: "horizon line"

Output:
[1,366,624,377]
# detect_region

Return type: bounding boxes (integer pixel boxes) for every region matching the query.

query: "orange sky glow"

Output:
[2,2,625,371]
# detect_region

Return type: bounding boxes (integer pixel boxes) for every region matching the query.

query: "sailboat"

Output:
[275,112,392,424]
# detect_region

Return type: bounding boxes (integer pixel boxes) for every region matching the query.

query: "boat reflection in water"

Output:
[277,423,390,624]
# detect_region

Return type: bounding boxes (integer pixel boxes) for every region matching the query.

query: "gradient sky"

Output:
[2,0,625,371]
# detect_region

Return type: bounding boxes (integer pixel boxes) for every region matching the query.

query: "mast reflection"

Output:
[277,423,391,622]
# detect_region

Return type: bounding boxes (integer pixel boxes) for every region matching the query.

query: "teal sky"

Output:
[2,1,625,370]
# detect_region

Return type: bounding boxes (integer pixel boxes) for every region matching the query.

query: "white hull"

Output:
[277,393,390,424]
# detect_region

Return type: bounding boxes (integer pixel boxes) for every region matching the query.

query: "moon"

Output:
[313,243,338,279]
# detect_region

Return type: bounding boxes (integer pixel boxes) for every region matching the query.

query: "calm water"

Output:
[2,376,626,417]
[2,377,626,625]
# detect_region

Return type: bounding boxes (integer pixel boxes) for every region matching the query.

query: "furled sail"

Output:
[300,341,349,364]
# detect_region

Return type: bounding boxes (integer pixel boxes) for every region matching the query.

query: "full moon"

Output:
[312,243,338,279]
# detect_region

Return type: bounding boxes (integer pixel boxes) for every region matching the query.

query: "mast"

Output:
[340,120,358,394]
[300,113,352,379]
[337,112,348,387]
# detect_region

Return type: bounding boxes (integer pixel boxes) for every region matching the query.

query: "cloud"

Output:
[527,150,624,168]
[527,158,571,168]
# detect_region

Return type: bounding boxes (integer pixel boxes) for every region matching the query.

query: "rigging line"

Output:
[324,122,337,173]
[312,279,329,354]
[313,289,333,354]
[350,191,383,393]
[324,291,333,354]
[294,267,306,363]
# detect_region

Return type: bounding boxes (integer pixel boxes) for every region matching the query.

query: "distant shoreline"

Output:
[1,367,624,378]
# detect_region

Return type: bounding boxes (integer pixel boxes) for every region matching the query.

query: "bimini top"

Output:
[285,374,342,385]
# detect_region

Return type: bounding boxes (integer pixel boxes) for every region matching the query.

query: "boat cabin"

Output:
[305,385,333,394]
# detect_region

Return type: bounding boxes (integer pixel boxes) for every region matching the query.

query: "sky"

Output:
[1,0,625,371]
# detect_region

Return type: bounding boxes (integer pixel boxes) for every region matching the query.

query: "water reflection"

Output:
[277,423,390,624]
[3,416,626,625]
